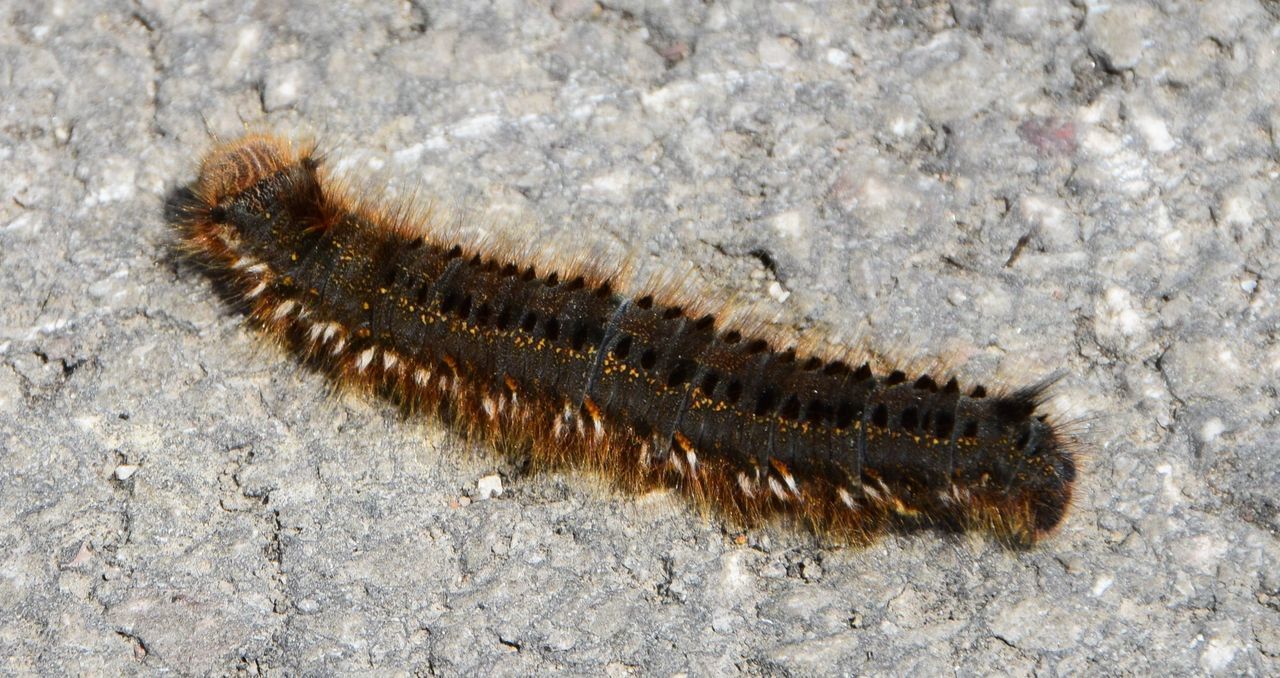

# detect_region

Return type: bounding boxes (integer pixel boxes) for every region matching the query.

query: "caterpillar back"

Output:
[171,133,1078,547]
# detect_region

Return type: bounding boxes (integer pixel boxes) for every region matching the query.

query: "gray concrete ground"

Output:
[2,0,1278,674]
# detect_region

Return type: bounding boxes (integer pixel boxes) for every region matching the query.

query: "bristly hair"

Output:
[169,132,1080,548]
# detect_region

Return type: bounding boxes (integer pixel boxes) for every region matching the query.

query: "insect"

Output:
[169,132,1077,547]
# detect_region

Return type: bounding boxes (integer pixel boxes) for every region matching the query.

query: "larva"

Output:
[169,132,1076,547]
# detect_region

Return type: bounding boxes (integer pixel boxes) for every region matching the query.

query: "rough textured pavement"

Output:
[2,1,1278,674]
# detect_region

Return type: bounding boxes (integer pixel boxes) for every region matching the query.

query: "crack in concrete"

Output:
[127,3,165,138]
[115,629,149,663]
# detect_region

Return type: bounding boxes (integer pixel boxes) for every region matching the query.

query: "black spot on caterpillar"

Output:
[168,133,1077,547]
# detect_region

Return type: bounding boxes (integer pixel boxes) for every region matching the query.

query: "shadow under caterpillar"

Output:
[168,132,1077,548]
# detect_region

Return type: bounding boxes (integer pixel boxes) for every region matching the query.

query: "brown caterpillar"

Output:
[169,133,1076,547]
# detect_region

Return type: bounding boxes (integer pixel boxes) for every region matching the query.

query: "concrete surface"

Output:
[2,0,1278,674]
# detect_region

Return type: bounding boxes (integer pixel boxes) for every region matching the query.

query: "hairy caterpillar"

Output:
[169,132,1076,547]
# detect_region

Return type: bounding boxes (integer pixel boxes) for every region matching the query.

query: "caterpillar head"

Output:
[195,134,313,207]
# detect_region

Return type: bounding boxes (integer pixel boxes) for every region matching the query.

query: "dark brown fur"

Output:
[170,133,1077,547]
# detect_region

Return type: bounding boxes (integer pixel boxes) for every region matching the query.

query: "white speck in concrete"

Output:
[855,175,892,210]
[88,268,130,301]
[1085,3,1148,70]
[710,611,736,634]
[641,80,701,117]
[771,210,803,239]
[1200,632,1243,672]
[476,474,503,499]
[1199,417,1225,444]
[1156,463,1182,503]
[451,114,502,139]
[1218,193,1253,226]
[0,368,16,414]
[1097,286,1146,339]
[264,62,306,112]
[759,36,797,69]
[1131,109,1175,152]
[393,143,425,164]
[889,112,916,136]
[1019,195,1076,249]
[225,24,262,77]
[1,211,43,235]
[90,158,137,204]
[718,550,751,592]
[585,171,632,201]
[1178,534,1230,576]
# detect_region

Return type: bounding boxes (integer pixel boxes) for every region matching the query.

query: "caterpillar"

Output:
[169,132,1077,547]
